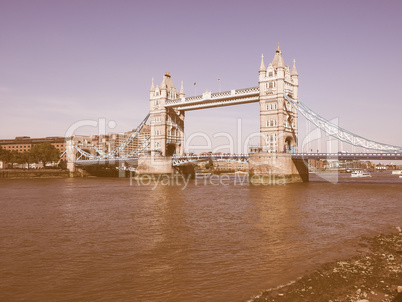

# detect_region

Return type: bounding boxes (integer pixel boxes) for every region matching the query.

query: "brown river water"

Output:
[0,172,401,301]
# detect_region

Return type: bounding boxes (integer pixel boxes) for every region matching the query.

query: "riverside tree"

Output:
[30,142,60,167]
[18,151,35,169]
[0,146,12,167]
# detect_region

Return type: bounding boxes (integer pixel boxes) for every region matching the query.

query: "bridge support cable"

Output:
[59,150,66,158]
[106,113,150,157]
[93,146,106,157]
[94,113,150,159]
[72,113,150,161]
[74,146,98,161]
[284,93,402,153]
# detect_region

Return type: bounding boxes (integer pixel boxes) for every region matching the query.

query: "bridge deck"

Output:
[75,158,138,166]
[165,87,259,111]
[75,153,402,167]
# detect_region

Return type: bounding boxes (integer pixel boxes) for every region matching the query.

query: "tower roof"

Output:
[160,69,176,90]
[272,43,285,68]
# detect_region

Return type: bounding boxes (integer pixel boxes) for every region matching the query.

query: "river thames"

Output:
[0,173,401,301]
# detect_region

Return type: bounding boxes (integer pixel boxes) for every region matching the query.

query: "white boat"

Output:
[392,170,402,175]
[351,170,371,178]
[195,172,212,177]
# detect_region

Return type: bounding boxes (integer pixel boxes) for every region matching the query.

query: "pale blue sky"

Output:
[1,0,401,151]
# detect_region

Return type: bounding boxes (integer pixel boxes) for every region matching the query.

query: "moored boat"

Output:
[351,170,371,178]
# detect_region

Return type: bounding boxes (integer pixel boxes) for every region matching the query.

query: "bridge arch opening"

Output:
[166,143,177,156]
[285,136,296,153]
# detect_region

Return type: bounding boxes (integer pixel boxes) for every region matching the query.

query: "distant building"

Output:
[196,159,249,172]
[214,160,249,171]
[0,136,66,160]
[89,124,151,156]
[0,122,151,164]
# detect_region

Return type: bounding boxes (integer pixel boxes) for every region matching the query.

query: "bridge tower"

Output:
[149,71,185,157]
[258,45,298,153]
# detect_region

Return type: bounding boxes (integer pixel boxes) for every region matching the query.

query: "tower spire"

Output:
[259,53,266,71]
[150,77,155,91]
[180,80,185,97]
[276,42,281,53]
[291,59,298,76]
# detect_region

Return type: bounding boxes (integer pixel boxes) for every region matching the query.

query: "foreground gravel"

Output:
[251,229,402,302]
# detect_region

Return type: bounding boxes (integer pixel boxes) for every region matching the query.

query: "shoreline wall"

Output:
[0,169,82,179]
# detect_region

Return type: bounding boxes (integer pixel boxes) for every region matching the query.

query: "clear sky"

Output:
[1,0,401,152]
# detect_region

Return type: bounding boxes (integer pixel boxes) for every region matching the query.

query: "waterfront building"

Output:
[0,136,66,160]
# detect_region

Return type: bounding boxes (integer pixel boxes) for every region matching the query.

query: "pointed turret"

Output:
[259,54,265,71]
[150,77,155,92]
[291,59,298,76]
[259,53,266,81]
[291,59,299,100]
[180,80,185,98]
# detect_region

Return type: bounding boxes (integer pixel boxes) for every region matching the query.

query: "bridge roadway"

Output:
[75,157,138,166]
[74,153,402,167]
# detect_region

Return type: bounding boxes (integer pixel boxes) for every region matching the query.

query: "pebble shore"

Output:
[251,229,402,302]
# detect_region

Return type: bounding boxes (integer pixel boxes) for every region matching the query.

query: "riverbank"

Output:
[250,230,402,302]
[0,169,83,179]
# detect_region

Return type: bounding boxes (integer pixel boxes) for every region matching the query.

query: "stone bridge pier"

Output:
[248,153,309,184]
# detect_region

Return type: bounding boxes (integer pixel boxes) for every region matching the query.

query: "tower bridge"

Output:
[147,44,298,159]
[68,45,402,183]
